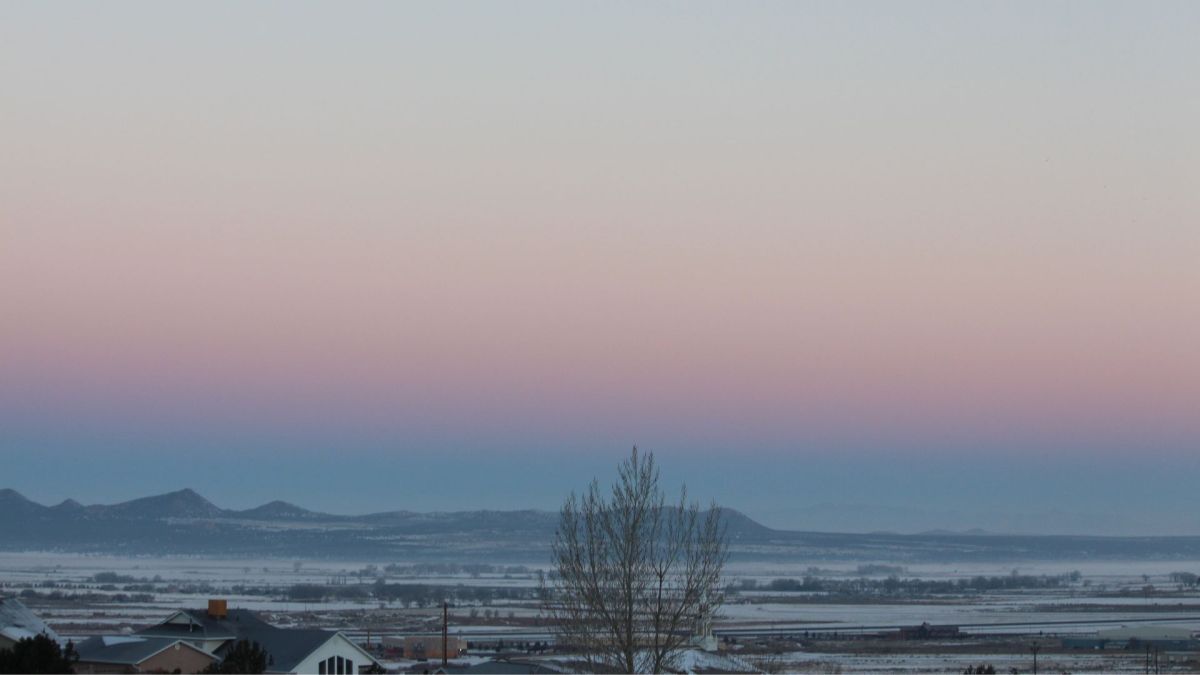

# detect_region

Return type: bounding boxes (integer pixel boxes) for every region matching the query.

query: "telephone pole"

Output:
[442,600,449,669]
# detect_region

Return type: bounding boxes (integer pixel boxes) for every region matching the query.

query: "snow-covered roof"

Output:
[0,596,60,643]
[100,635,146,647]
[1,627,37,642]
[672,648,756,674]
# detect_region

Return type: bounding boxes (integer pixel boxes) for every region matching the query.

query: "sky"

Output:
[1,2,1197,535]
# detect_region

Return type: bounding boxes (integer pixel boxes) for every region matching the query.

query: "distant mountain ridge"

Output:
[0,488,560,523]
[0,488,46,517]
[4,488,1200,563]
[0,488,769,531]
[235,500,324,520]
[101,488,227,519]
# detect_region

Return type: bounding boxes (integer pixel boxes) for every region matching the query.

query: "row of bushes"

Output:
[14,589,155,603]
[730,573,1079,596]
[286,581,538,606]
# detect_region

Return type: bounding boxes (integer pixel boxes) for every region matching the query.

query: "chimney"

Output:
[208,599,228,619]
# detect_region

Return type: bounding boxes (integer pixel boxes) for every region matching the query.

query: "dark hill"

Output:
[234,500,324,520]
[98,488,226,519]
[0,489,46,517]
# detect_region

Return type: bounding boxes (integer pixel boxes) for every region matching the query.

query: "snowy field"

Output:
[5,552,1200,672]
[772,649,1155,673]
[5,553,1200,631]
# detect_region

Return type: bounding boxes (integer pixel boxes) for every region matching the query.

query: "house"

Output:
[74,635,218,674]
[0,596,60,651]
[135,600,380,674]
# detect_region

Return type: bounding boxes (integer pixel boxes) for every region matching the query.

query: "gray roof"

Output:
[220,626,344,673]
[136,608,268,641]
[75,635,216,666]
[0,596,59,643]
[140,608,377,673]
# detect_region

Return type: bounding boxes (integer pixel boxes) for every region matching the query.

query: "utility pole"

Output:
[1030,641,1040,675]
[442,600,449,669]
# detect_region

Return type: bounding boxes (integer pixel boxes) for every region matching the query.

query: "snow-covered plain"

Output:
[5,553,1200,672]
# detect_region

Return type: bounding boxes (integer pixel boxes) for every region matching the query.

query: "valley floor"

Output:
[4,553,1200,672]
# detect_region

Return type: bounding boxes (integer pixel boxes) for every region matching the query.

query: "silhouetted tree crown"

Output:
[546,446,728,674]
[203,640,268,674]
[0,634,76,674]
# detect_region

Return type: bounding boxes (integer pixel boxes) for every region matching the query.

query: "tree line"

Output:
[0,635,77,674]
[729,572,1079,597]
[285,580,537,606]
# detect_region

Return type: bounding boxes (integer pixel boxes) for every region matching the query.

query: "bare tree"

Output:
[546,447,727,673]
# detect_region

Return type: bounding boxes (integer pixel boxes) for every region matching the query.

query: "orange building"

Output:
[399,635,467,660]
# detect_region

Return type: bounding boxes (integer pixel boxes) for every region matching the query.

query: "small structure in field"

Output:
[894,622,961,640]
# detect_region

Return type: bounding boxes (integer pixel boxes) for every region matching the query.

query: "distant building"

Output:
[135,600,380,674]
[74,635,218,674]
[396,634,468,660]
[1063,625,1200,651]
[691,601,719,651]
[0,596,60,651]
[894,622,961,640]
